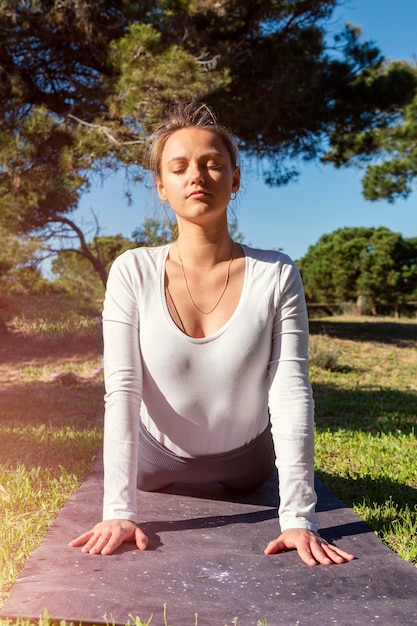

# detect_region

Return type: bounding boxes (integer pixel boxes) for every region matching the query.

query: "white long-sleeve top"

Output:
[102,243,318,532]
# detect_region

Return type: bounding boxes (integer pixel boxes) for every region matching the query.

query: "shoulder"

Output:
[110,244,170,274]
[241,244,297,273]
[241,245,303,303]
[106,245,170,295]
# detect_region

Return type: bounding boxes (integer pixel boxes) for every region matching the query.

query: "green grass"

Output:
[0,308,104,610]
[0,310,416,624]
[0,419,103,604]
[310,316,417,564]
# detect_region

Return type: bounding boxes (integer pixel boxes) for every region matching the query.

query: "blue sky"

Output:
[76,0,417,262]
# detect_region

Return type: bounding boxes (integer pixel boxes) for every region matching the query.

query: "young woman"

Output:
[70,103,354,567]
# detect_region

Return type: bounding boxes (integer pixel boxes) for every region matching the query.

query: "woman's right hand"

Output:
[69,519,149,555]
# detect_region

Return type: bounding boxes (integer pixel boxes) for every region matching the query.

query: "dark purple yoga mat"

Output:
[1,453,417,625]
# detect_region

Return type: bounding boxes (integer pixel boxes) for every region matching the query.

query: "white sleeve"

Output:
[102,254,142,522]
[268,259,318,533]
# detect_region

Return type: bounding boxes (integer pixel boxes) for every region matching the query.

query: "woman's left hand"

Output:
[264,528,355,566]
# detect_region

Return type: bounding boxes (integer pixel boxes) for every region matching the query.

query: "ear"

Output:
[232,167,241,193]
[156,176,167,201]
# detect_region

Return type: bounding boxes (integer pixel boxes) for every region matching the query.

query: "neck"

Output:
[175,223,234,269]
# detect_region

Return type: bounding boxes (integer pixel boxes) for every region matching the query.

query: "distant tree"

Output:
[404,237,417,302]
[51,234,137,302]
[228,215,245,244]
[297,227,368,304]
[2,1,417,291]
[324,62,417,202]
[132,218,177,247]
[131,215,243,246]
[298,227,417,315]
[0,1,226,283]
[0,227,47,296]
[2,2,417,227]
[356,230,417,315]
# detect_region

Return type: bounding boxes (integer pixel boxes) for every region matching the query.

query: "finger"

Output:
[81,533,103,554]
[296,542,322,567]
[264,538,287,555]
[309,540,334,566]
[98,525,134,555]
[101,528,148,555]
[100,524,140,555]
[68,531,94,547]
[87,532,114,555]
[135,528,149,551]
[313,535,356,560]
[311,539,355,565]
[99,533,125,555]
[324,543,355,563]
[80,527,115,554]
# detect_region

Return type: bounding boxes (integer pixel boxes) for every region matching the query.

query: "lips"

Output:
[187,189,210,198]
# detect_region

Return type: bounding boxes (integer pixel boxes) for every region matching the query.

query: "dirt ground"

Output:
[0,329,102,386]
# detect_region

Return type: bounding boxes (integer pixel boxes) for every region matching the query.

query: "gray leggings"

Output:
[137,421,276,492]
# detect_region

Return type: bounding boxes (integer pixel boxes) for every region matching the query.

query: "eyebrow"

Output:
[167,152,225,166]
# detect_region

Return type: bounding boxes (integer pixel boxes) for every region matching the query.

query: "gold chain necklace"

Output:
[176,241,234,315]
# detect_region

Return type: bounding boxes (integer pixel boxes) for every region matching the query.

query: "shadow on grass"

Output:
[0,426,102,475]
[0,379,103,472]
[313,382,417,434]
[0,378,104,424]
[310,319,417,347]
[316,470,417,523]
[0,330,102,365]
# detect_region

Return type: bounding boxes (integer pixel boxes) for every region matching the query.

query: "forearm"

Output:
[102,317,143,521]
[269,260,317,531]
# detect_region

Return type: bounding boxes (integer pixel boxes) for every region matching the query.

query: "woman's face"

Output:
[156,127,240,225]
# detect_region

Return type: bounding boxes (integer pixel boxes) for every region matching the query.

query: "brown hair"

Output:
[147,102,240,177]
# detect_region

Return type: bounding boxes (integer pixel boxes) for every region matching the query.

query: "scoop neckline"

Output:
[160,243,249,342]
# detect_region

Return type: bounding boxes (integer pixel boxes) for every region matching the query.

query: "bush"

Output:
[309,337,340,371]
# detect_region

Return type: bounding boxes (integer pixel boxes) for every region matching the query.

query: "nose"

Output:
[190,162,205,184]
